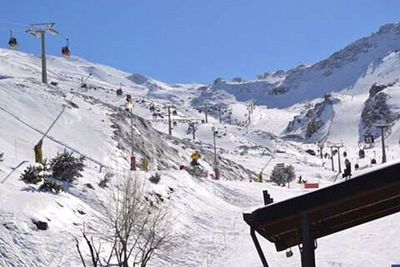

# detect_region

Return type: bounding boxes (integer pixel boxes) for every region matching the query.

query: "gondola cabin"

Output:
[8,29,18,49]
[61,46,71,57]
[61,38,71,57]
[8,37,18,49]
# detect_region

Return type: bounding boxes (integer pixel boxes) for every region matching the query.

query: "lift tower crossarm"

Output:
[26,22,59,84]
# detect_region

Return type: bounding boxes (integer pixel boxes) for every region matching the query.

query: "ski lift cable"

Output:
[0,21,29,33]
[0,27,25,33]
[0,21,29,27]
[0,98,128,173]
[57,32,68,41]
[260,153,275,173]
[0,22,29,31]
[39,73,92,141]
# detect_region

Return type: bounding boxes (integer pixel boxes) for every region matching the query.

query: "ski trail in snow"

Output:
[328,95,367,144]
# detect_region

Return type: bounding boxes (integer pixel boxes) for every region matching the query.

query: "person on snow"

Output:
[190,151,201,167]
[298,175,303,183]
[343,159,352,180]
[125,100,134,112]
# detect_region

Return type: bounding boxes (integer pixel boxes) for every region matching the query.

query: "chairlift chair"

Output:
[61,38,71,57]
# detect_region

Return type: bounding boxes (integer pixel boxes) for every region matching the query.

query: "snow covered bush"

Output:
[0,152,3,162]
[270,164,296,185]
[50,151,85,182]
[21,163,50,184]
[39,180,63,194]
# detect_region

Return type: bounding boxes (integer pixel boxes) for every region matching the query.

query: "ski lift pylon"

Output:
[61,38,71,57]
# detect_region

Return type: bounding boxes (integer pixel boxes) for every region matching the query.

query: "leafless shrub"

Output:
[76,174,171,267]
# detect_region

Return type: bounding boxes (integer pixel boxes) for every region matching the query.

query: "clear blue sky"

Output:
[1,0,400,83]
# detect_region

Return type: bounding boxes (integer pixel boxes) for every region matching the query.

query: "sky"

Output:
[1,0,400,84]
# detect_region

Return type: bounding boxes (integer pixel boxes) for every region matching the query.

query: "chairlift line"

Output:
[0,21,29,28]
[39,73,92,141]
[0,27,25,32]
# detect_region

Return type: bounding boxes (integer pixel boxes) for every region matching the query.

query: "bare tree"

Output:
[76,175,171,267]
[75,225,101,267]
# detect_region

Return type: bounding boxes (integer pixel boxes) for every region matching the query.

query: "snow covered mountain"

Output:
[191,23,400,147]
[1,22,400,267]
[202,23,400,108]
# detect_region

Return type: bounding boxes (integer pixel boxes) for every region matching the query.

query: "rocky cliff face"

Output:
[359,82,400,139]
[284,95,338,142]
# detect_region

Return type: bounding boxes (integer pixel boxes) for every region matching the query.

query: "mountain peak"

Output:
[377,22,400,34]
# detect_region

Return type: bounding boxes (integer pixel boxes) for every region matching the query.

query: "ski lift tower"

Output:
[211,126,220,179]
[376,124,389,164]
[125,95,135,171]
[328,143,344,173]
[164,105,174,136]
[203,102,209,123]
[317,141,324,159]
[26,23,59,84]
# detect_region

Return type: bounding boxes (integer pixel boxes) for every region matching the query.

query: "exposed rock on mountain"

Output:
[284,95,338,142]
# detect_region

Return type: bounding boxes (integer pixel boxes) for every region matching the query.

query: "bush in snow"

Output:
[21,162,50,184]
[39,180,63,194]
[149,173,161,184]
[270,164,296,185]
[0,152,3,162]
[50,151,85,182]
[99,172,113,188]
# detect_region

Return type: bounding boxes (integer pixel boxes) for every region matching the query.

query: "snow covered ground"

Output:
[1,23,400,267]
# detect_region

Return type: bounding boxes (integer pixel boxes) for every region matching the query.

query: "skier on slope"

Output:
[190,151,201,167]
[187,151,207,177]
[343,159,352,180]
